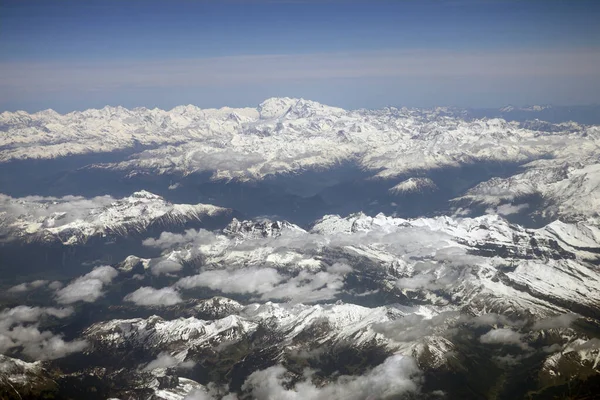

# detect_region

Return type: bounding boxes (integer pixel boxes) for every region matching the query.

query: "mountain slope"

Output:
[0,190,232,245]
[2,99,598,184]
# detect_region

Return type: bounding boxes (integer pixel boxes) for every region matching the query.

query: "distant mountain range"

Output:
[467,104,600,125]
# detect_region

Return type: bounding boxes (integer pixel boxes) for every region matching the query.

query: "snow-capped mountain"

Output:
[2,98,600,400]
[499,105,552,113]
[389,177,438,194]
[455,155,600,223]
[223,218,305,240]
[3,98,599,227]
[0,190,231,245]
[0,355,57,398]
[2,216,599,399]
[2,98,598,184]
[66,208,600,398]
[142,213,600,319]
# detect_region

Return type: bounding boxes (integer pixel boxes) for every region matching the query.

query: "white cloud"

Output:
[241,354,422,400]
[0,194,115,231]
[0,305,86,361]
[542,343,563,353]
[486,203,529,216]
[532,313,578,330]
[183,391,216,400]
[7,283,30,293]
[176,264,349,304]
[142,351,195,371]
[19,333,88,361]
[143,229,218,250]
[124,286,183,307]
[373,312,459,343]
[177,268,283,295]
[326,262,353,275]
[571,338,600,351]
[55,265,118,304]
[259,270,345,303]
[8,280,49,293]
[151,258,183,276]
[465,313,525,328]
[183,382,238,400]
[57,277,105,302]
[479,328,529,350]
[183,385,237,400]
[85,265,119,283]
[397,275,442,291]
[48,281,63,290]
[0,306,74,325]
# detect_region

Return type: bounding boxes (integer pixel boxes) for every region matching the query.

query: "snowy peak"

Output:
[257,97,346,120]
[389,177,438,195]
[85,313,255,351]
[283,98,346,119]
[499,105,516,113]
[2,98,598,200]
[130,190,162,200]
[304,211,600,316]
[257,97,300,119]
[0,191,231,245]
[499,104,552,113]
[523,105,552,112]
[224,218,305,239]
[456,156,600,223]
[84,300,401,354]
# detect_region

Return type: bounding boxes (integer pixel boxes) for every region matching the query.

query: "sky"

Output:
[1,0,599,112]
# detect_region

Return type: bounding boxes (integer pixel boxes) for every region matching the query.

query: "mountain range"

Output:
[1,99,599,399]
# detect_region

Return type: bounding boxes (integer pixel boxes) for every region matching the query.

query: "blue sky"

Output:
[1,0,599,112]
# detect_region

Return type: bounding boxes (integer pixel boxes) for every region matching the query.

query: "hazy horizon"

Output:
[2,0,600,113]
[3,96,600,115]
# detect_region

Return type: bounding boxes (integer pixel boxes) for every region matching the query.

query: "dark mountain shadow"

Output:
[0,209,240,284]
[1,152,536,228]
